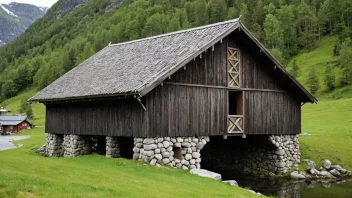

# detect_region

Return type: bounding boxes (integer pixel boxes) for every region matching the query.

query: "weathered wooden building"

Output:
[31,18,316,172]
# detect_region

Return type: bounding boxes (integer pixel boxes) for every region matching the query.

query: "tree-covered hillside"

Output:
[0,0,351,101]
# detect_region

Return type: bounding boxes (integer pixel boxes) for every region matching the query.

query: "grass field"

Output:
[301,96,352,169]
[0,90,258,198]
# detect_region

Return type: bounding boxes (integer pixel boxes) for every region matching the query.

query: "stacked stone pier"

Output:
[133,136,209,169]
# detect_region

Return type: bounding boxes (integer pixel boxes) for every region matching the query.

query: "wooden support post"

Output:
[136,97,146,111]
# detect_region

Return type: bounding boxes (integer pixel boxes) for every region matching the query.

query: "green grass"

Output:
[0,90,258,198]
[287,36,339,93]
[301,97,352,169]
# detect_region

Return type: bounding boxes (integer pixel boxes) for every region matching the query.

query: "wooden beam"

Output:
[163,82,287,93]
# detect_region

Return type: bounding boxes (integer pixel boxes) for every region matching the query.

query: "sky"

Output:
[0,0,58,7]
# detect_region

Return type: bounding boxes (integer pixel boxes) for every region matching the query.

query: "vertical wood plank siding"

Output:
[243,91,301,135]
[45,85,227,137]
[165,41,228,86]
[146,85,227,137]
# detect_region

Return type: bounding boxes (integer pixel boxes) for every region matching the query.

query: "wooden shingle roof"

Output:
[30,18,316,103]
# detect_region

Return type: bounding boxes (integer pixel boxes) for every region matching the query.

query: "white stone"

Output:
[177,138,183,143]
[171,138,177,143]
[174,142,181,147]
[144,151,154,157]
[196,142,204,149]
[144,144,157,150]
[196,163,201,169]
[190,159,196,165]
[154,149,160,154]
[192,152,200,158]
[290,171,306,179]
[330,169,341,177]
[162,158,170,164]
[143,138,155,144]
[309,168,320,175]
[196,158,201,163]
[182,166,189,170]
[190,169,221,181]
[157,143,163,148]
[167,146,173,152]
[182,142,191,148]
[162,152,170,158]
[163,141,170,148]
[176,163,182,168]
[155,154,162,160]
[192,138,199,143]
[175,159,181,163]
[157,138,163,143]
[223,180,238,187]
[185,154,192,160]
[150,159,157,165]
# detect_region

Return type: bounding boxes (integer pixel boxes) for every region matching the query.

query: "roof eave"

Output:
[29,92,140,104]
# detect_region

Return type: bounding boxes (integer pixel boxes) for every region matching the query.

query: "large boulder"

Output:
[190,169,222,181]
[322,159,331,170]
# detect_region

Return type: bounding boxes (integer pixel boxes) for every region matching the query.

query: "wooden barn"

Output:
[31,18,316,172]
[0,116,31,134]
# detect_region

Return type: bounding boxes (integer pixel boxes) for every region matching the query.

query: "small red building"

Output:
[0,116,32,134]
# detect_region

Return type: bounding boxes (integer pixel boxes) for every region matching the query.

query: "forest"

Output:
[0,0,351,100]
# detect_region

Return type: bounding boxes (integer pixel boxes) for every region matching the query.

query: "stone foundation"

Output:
[133,136,209,169]
[63,135,93,157]
[43,133,64,157]
[106,137,120,158]
[202,135,300,174]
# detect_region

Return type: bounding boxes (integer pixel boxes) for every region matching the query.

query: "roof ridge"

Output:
[108,18,240,48]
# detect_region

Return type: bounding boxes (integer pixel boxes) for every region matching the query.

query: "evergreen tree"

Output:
[306,67,320,94]
[263,14,283,49]
[207,0,227,23]
[339,39,352,85]
[19,98,33,117]
[2,80,17,98]
[324,62,335,91]
[270,48,285,65]
[291,59,301,78]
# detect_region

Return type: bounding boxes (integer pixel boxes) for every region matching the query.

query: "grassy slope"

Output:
[0,90,258,198]
[287,36,338,91]
[286,36,352,169]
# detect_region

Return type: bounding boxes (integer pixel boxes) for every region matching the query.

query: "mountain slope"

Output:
[0,2,47,46]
